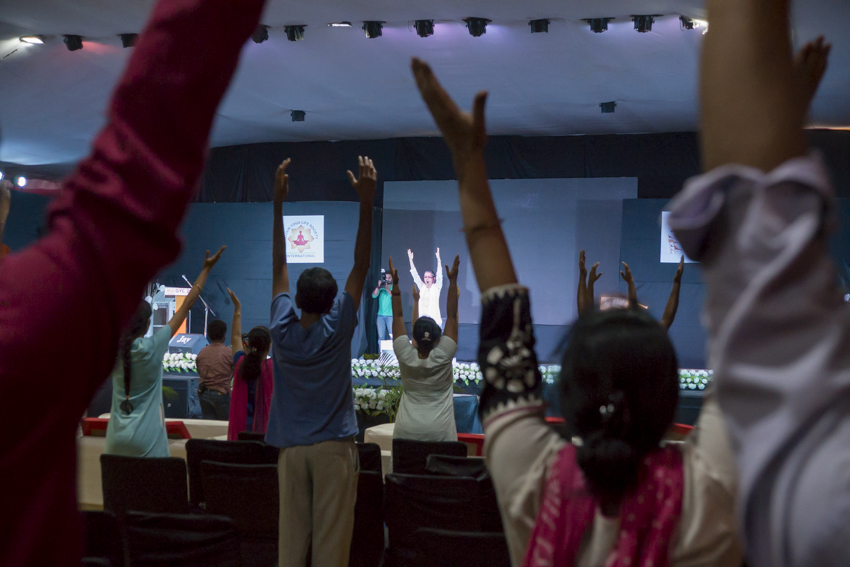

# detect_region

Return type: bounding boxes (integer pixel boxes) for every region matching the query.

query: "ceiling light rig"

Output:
[632,15,660,33]
[585,18,612,33]
[63,35,83,51]
[20,36,44,45]
[251,25,269,44]
[363,21,384,39]
[464,18,490,37]
[414,20,434,38]
[119,33,137,48]
[529,19,550,33]
[285,25,305,42]
[328,22,352,28]
[680,17,708,34]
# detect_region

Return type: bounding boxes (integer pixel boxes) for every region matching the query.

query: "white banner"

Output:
[660,211,697,264]
[284,215,324,263]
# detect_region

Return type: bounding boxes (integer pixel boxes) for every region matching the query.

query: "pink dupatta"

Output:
[227,356,274,441]
[523,443,684,567]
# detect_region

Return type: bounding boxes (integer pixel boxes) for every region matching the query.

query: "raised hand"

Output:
[675,256,685,283]
[579,250,588,278]
[408,249,414,261]
[274,158,291,204]
[445,254,460,283]
[227,287,241,309]
[347,156,377,202]
[412,283,420,302]
[411,58,487,159]
[620,262,634,286]
[588,262,602,284]
[387,256,400,286]
[794,36,831,112]
[436,247,441,261]
[203,246,227,270]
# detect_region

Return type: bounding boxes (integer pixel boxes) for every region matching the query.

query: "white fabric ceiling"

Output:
[0,0,848,169]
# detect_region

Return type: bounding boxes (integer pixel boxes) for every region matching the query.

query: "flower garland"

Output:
[678,369,713,390]
[162,352,198,373]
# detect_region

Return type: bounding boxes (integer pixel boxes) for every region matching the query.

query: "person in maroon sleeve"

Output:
[0,0,265,564]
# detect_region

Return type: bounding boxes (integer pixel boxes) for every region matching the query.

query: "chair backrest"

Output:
[82,510,123,567]
[124,511,241,567]
[357,442,383,474]
[385,473,480,566]
[237,431,267,443]
[392,438,467,475]
[425,454,488,479]
[348,470,384,567]
[100,454,188,515]
[414,528,511,567]
[185,439,278,505]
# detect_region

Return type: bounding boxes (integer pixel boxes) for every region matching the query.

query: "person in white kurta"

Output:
[408,247,443,324]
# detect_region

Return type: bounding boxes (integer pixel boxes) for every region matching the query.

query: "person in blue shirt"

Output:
[265,156,376,567]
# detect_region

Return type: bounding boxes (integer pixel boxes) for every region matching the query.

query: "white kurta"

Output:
[410,266,443,323]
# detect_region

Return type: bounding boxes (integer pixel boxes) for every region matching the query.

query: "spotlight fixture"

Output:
[328,22,352,28]
[600,101,617,114]
[285,25,306,42]
[363,21,383,39]
[14,176,27,188]
[585,18,612,33]
[251,25,269,44]
[680,16,696,30]
[291,110,306,122]
[463,18,490,37]
[63,35,84,51]
[632,15,658,33]
[119,33,138,48]
[529,19,550,33]
[414,20,434,38]
[0,171,4,181]
[20,36,44,45]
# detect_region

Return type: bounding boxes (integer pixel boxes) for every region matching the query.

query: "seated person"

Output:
[196,319,233,420]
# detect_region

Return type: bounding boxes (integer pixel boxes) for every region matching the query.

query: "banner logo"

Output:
[283,215,324,263]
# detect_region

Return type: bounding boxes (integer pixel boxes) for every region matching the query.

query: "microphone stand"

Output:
[182,275,216,337]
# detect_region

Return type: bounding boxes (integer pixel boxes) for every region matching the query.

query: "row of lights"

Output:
[18,15,707,49]
[0,172,27,187]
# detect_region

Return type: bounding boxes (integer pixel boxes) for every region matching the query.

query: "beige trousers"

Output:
[278,438,359,567]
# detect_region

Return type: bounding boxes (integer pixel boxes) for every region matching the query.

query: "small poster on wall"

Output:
[284,215,324,263]
[660,211,697,264]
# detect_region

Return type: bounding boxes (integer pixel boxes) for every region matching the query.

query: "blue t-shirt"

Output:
[264,291,359,448]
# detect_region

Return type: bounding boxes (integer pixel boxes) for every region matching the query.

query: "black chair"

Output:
[185,439,278,506]
[348,470,384,567]
[357,442,383,474]
[81,559,113,567]
[392,439,467,475]
[237,431,267,443]
[201,461,279,567]
[83,510,124,567]
[124,511,242,567]
[384,473,480,567]
[414,528,511,567]
[425,454,503,532]
[100,454,188,515]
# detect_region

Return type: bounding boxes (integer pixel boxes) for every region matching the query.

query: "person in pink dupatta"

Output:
[227,289,274,440]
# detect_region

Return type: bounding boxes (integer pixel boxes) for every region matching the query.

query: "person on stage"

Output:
[408,247,443,326]
[371,269,394,342]
[196,319,233,421]
[105,247,226,458]
[389,254,460,442]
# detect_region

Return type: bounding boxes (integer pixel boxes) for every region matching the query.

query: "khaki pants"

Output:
[278,438,359,567]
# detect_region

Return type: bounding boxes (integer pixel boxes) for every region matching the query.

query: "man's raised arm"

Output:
[272,159,291,298]
[344,157,377,310]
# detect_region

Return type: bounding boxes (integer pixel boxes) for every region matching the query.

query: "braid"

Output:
[240,326,271,383]
[118,300,153,415]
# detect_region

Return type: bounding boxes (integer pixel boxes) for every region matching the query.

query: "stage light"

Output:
[251,25,269,44]
[63,35,83,51]
[14,176,27,187]
[632,15,656,33]
[20,36,44,45]
[586,18,612,33]
[0,172,4,181]
[529,19,549,33]
[363,21,383,39]
[291,110,306,122]
[600,101,616,114]
[414,20,434,38]
[285,26,305,42]
[119,33,138,48]
[680,16,696,30]
[328,22,352,28]
[463,18,490,37]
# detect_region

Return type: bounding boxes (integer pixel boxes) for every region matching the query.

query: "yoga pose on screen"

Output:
[408,247,443,325]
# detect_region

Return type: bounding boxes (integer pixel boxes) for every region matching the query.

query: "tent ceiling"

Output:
[1,0,848,170]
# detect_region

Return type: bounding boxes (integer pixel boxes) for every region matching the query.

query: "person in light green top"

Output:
[371,269,394,342]
[105,247,226,457]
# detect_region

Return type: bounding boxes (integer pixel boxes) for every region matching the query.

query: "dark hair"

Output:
[559,308,679,506]
[118,301,153,414]
[296,268,338,314]
[207,319,227,342]
[413,316,442,355]
[240,326,271,383]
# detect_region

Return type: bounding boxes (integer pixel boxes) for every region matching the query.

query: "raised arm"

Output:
[388,257,407,339]
[585,262,601,310]
[435,248,444,290]
[411,59,516,291]
[168,247,225,336]
[408,249,425,287]
[412,284,420,327]
[620,261,638,309]
[344,157,377,310]
[444,255,460,342]
[227,288,243,356]
[659,257,684,330]
[272,159,291,298]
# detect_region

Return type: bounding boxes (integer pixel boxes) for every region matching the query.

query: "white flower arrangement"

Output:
[162,352,198,373]
[678,368,713,390]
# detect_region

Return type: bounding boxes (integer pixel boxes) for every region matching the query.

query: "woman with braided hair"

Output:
[105,247,225,457]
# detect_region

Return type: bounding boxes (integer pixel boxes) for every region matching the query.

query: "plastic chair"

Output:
[384,473,480,567]
[414,528,511,567]
[357,442,383,474]
[392,439,467,475]
[124,511,242,567]
[100,454,188,515]
[201,461,279,567]
[348,470,384,567]
[185,439,278,506]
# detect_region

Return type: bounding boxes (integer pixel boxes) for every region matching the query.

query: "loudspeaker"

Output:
[162,377,199,418]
